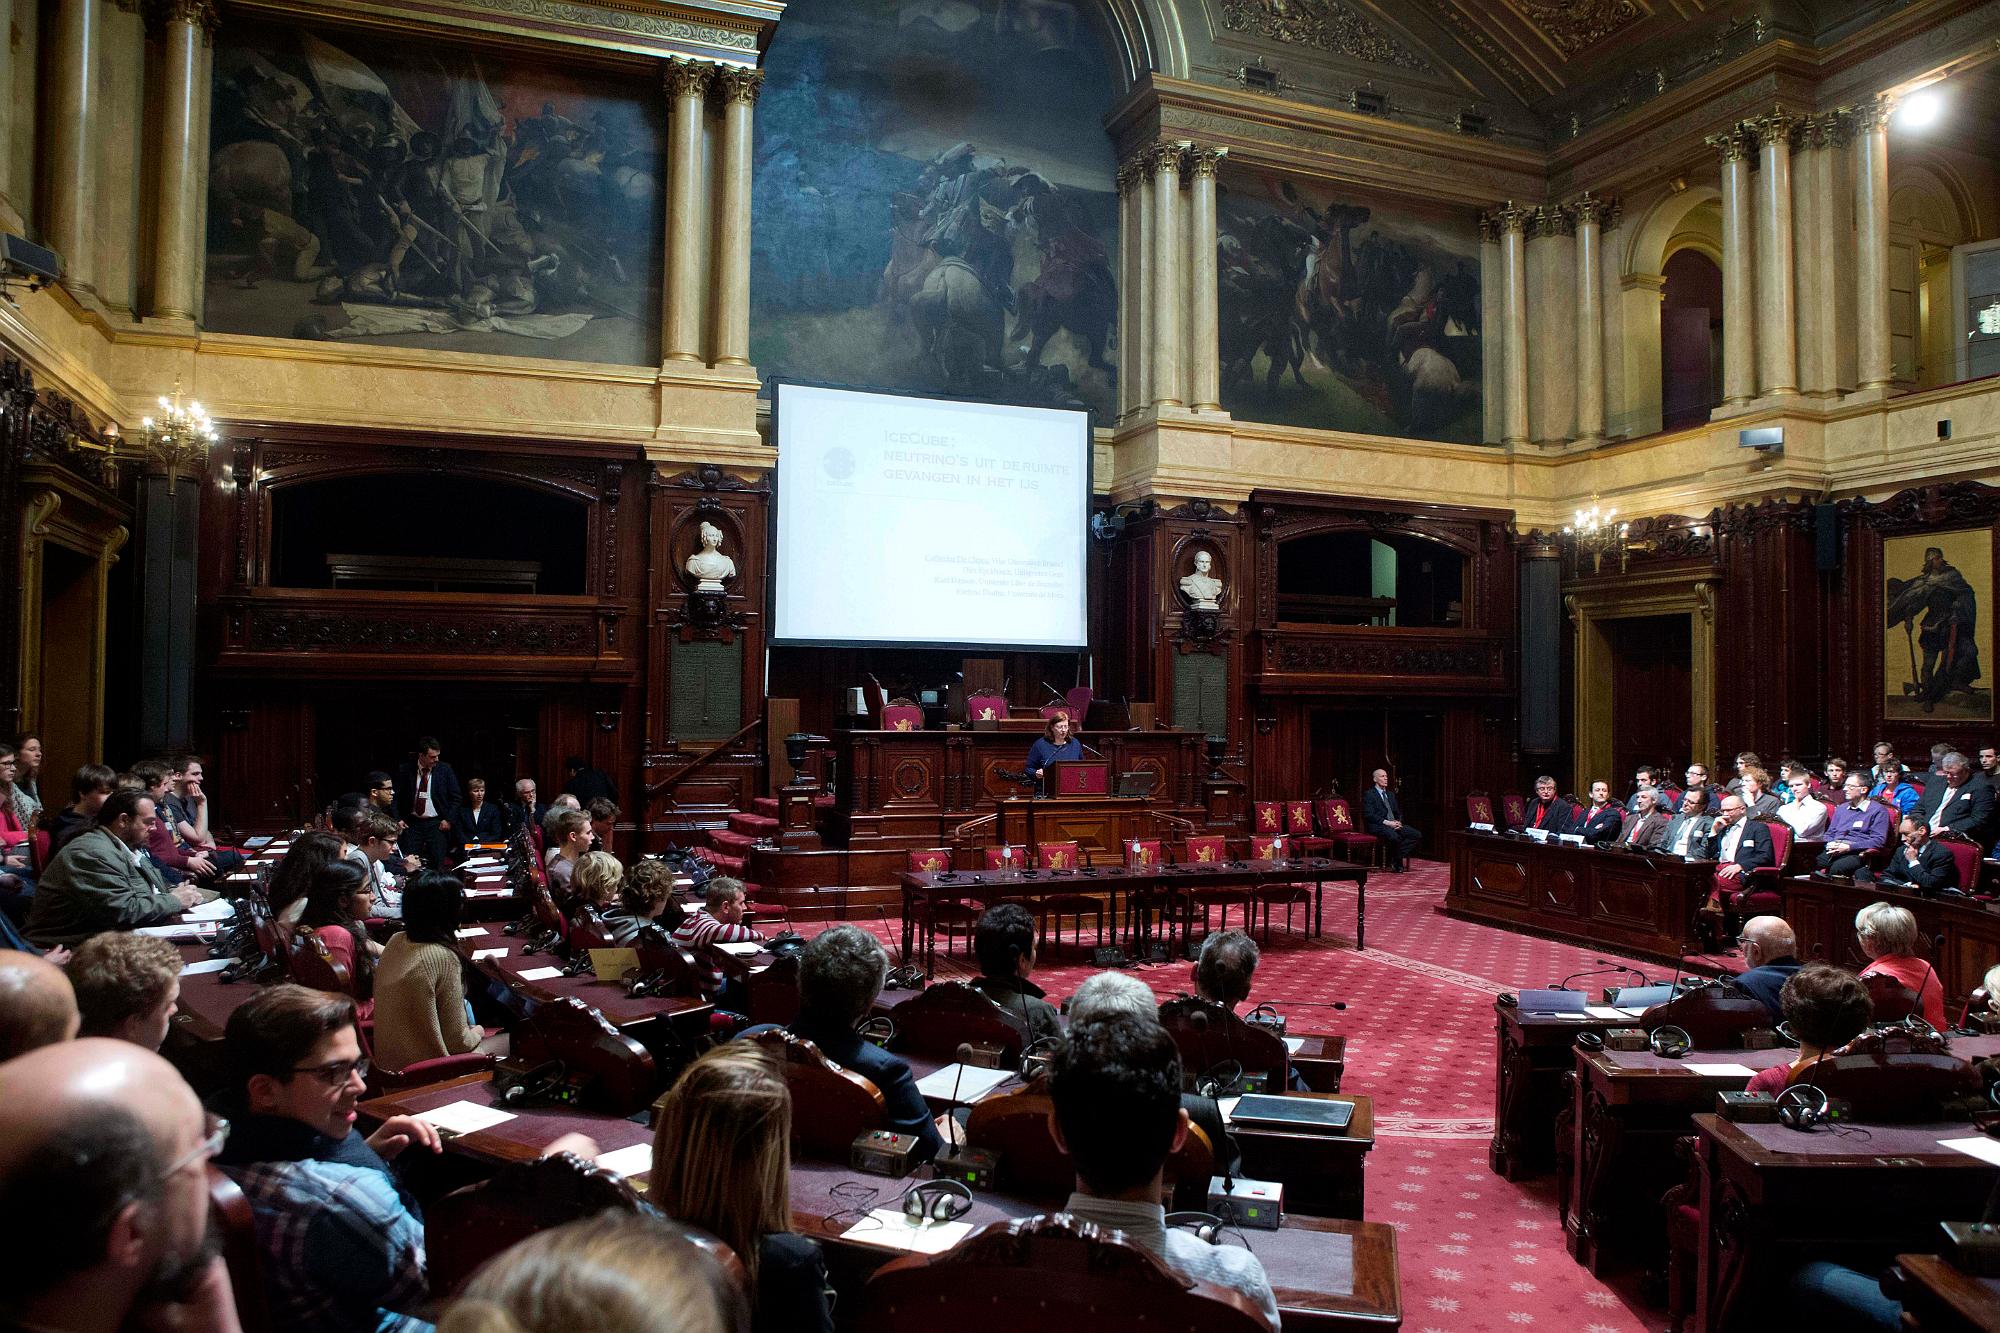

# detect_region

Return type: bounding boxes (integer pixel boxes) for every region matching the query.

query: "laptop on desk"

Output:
[1227,1094,1355,1135]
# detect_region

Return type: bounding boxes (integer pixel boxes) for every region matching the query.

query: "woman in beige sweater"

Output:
[372,869,486,1071]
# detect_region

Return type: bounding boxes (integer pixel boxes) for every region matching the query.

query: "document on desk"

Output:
[915,1064,1014,1106]
[418,1101,517,1135]
[1283,1037,1305,1053]
[178,958,232,976]
[716,941,764,957]
[137,923,214,941]
[593,1143,656,1178]
[184,899,237,922]
[515,966,566,981]
[470,949,508,961]
[845,1208,972,1254]
[1685,1063,1756,1077]
[455,927,490,938]
[1584,1005,1639,1020]
[1939,1137,2000,1167]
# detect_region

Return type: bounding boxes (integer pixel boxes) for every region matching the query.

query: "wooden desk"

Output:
[1227,1092,1374,1220]
[991,794,1153,855]
[358,1074,1400,1330]
[1564,1036,2000,1274]
[470,933,713,1056]
[1781,874,2000,1011]
[1291,1034,1346,1093]
[1490,1003,1618,1180]
[1892,1254,2000,1333]
[1688,1114,2000,1333]
[1446,830,1713,964]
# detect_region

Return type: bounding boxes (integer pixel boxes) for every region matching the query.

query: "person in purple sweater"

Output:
[1815,774,1892,878]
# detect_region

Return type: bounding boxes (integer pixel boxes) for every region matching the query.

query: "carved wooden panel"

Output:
[1465,848,1530,907]
[1541,867,1579,913]
[1591,868,1662,933]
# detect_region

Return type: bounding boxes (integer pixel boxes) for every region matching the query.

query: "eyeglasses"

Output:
[163,1115,230,1178]
[290,1055,370,1084]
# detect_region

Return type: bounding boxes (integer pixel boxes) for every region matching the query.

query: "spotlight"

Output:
[1897,89,1943,130]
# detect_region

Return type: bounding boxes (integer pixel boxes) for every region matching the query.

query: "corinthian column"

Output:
[709,66,762,370]
[1570,193,1615,446]
[151,0,217,323]
[1115,159,1146,417]
[1478,212,1502,443]
[663,59,712,363]
[1850,96,1895,399]
[45,0,100,298]
[0,0,16,231]
[1495,203,1531,448]
[1706,126,1757,409]
[1747,107,1800,397]
[1185,146,1225,412]
[1149,144,1185,408]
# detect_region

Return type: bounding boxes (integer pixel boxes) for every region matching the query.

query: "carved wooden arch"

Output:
[1257,507,1484,629]
[251,455,609,506]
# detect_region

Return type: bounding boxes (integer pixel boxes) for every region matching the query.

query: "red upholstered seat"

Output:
[29,828,50,874]
[1317,796,1382,868]
[1182,835,1229,865]
[1465,792,1496,825]
[1035,841,1082,871]
[1064,687,1093,722]
[1182,837,1249,934]
[908,849,952,874]
[1249,835,1312,941]
[1285,801,1333,854]
[984,844,1025,871]
[909,849,973,956]
[1249,834,1289,861]
[880,704,924,732]
[1252,801,1285,835]
[1936,832,1982,893]
[966,693,1008,723]
[1501,793,1528,828]
[1038,703,1077,725]
[1124,839,1162,868]
[1730,819,1793,920]
[1032,841,1102,947]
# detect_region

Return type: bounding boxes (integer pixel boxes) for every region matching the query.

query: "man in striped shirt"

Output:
[671,876,765,950]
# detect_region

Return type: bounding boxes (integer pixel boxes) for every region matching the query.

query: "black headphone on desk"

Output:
[856,1015,897,1048]
[1649,1025,1692,1059]
[1166,1211,1226,1245]
[1575,1031,1605,1052]
[1196,1059,1245,1099]
[902,1179,973,1223]
[1776,1083,1837,1131]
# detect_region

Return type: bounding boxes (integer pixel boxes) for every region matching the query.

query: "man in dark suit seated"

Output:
[1858,815,1958,894]
[1519,775,1572,836]
[1660,787,1715,858]
[1731,915,1802,1021]
[1612,790,1670,850]
[1362,768,1421,872]
[1697,794,1774,946]
[510,777,548,844]
[1913,751,1995,847]
[395,736,461,873]
[1573,781,1624,843]
[783,924,946,1161]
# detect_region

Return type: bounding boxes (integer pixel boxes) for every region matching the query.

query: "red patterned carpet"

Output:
[840,858,1676,1333]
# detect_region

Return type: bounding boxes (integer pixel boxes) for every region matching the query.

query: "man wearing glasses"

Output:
[215,984,443,1333]
[0,1038,241,1331]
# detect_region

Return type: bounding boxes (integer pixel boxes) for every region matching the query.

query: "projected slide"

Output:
[772,383,1090,649]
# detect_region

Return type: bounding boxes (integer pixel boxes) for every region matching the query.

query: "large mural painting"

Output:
[205,21,664,366]
[1217,170,1483,443]
[752,0,1121,419]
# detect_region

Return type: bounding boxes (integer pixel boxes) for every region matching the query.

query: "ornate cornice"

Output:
[1143,142,1188,177]
[1567,191,1617,230]
[1115,160,1144,196]
[663,56,714,100]
[1218,0,1431,74]
[1742,106,1802,152]
[1490,203,1533,237]
[711,66,764,106]
[1847,94,1895,135]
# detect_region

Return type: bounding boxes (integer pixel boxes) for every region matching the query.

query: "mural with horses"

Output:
[751,0,1120,419]
[204,19,664,365]
[1217,169,1484,443]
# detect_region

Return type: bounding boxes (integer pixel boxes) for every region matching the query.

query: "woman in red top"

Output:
[1854,900,1946,1030]
[300,859,378,1020]
[1744,963,1873,1096]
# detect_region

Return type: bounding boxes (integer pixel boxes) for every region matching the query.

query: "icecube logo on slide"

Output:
[822,446,856,484]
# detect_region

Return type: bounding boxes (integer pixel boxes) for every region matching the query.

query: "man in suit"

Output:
[1699,794,1775,945]
[454,777,509,855]
[1861,815,1958,894]
[1732,915,1802,1021]
[395,736,461,873]
[1660,788,1715,858]
[1573,781,1623,843]
[1520,775,1572,835]
[1915,751,1995,847]
[1362,768,1421,872]
[562,754,618,806]
[511,777,548,843]
[1681,762,1714,810]
[1613,790,1669,850]
[26,792,204,947]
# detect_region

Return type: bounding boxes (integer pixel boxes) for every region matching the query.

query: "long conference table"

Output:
[898,856,1369,975]
[1446,829,1715,963]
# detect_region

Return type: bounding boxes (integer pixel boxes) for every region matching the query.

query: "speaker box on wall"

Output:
[1813,503,1842,574]
[1519,557,1560,753]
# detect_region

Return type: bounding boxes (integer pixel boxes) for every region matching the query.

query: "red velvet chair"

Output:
[1501,793,1528,828]
[1936,832,1983,894]
[1249,834,1289,861]
[28,827,50,874]
[1032,841,1102,951]
[1181,835,1229,865]
[1182,836,1250,935]
[1316,797,1381,867]
[1284,801,1332,855]
[880,704,924,732]
[909,848,976,958]
[1036,841,1083,871]
[966,693,1008,723]
[1250,835,1311,941]
[1064,687,1094,723]
[1118,839,1169,949]
[1728,820,1794,921]
[1124,840,1162,868]
[1038,703,1078,725]
[1465,792,1496,826]
[1251,801,1285,835]
[984,845,1026,871]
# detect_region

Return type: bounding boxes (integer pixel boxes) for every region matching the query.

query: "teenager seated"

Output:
[969,902,1062,1042]
[371,871,490,1072]
[1745,962,1872,1096]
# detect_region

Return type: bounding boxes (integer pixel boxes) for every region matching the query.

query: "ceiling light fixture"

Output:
[1896,88,1943,129]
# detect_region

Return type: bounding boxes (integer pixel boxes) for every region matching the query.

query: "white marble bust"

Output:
[686,520,736,591]
[1179,549,1221,610]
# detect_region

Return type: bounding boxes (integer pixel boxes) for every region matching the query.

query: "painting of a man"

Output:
[1884,530,1992,719]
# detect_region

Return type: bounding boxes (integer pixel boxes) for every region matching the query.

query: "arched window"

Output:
[1276,531,1465,628]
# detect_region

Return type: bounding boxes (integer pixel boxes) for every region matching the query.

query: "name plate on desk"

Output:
[1523,828,1551,843]
[1558,833,1586,846]
[1468,822,1495,832]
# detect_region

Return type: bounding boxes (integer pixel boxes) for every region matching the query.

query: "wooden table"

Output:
[358,1073,1400,1329]
[900,857,1368,975]
[1490,1002,1619,1180]
[1891,1253,2000,1333]
[1782,873,2000,1011]
[1227,1091,1375,1219]
[1688,1113,2000,1333]
[1446,830,1714,964]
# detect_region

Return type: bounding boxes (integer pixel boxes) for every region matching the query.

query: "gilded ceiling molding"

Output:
[1517,0,1642,57]
[249,0,770,64]
[1217,0,1432,74]
[1419,2,1537,99]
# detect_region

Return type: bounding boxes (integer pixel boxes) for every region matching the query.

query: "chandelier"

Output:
[141,380,218,475]
[1562,501,1628,575]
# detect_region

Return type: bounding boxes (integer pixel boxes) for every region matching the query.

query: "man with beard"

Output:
[1887,545,1982,712]
[0,1038,241,1332]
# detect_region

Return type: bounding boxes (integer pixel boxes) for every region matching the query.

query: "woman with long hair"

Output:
[650,1045,834,1333]
[372,870,489,1070]
[265,830,346,924]
[298,859,378,1015]
[12,734,42,811]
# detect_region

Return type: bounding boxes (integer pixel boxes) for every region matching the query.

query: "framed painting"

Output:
[1882,526,1992,720]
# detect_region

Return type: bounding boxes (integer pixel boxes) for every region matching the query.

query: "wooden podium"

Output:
[1045,760,1110,796]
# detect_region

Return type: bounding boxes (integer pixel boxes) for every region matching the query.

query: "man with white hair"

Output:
[1914,751,1995,845]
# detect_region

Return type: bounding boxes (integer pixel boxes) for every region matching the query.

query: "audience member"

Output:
[1817,774,1892,878]
[457,776,508,849]
[1979,745,1998,781]
[69,931,181,1048]
[437,1213,749,1333]
[543,808,592,895]
[604,857,686,941]
[1661,788,1714,857]
[1625,765,1663,814]
[396,736,460,872]
[1194,929,1259,1012]
[1823,756,1850,792]
[511,777,548,841]
[561,754,618,805]
[0,744,37,858]
[12,732,43,809]
[44,762,117,855]
[1682,762,1713,805]
[28,791,205,947]
[783,924,946,1159]
[1914,750,1995,845]
[351,807,408,915]
[1361,767,1420,871]
[1744,963,1872,1097]
[1612,790,1668,849]
[1047,1017,1280,1328]
[969,902,1062,1041]
[371,870,488,1071]
[1520,774,1571,834]
[1868,742,1896,784]
[216,984,441,1333]
[1777,762,1830,840]
[674,876,765,949]
[1731,916,1802,1022]
[587,797,619,855]
[167,754,245,875]
[1853,901,1946,1029]
[1737,766,1780,820]
[1700,795,1774,936]
[0,1039,239,1332]
[0,947,79,1059]
[649,1045,835,1333]
[1573,781,1623,842]
[131,758,215,884]
[1724,751,1761,796]
[568,850,625,915]
[1869,762,1920,817]
[1859,815,1958,895]
[366,771,422,872]
[268,830,346,924]
[1066,971,1240,1175]
[1922,741,1955,785]
[299,860,379,1015]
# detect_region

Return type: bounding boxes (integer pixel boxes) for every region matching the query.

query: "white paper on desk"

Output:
[137,923,211,940]
[455,927,489,938]
[715,941,763,957]
[915,1064,1014,1105]
[184,899,237,922]
[1685,1063,1756,1077]
[1940,1137,2000,1167]
[1283,1036,1306,1053]
[225,872,260,882]
[418,1101,517,1135]
[593,1143,656,1178]
[1584,1005,1639,1020]
[845,1208,972,1254]
[244,837,273,849]
[471,949,508,961]
[179,957,232,976]
[1217,1096,1242,1122]
[464,885,509,898]
[516,966,565,981]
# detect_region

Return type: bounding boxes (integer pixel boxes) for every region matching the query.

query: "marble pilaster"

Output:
[150,0,217,324]
[1850,96,1895,400]
[663,59,712,363]
[1746,108,1800,398]
[1185,147,1224,412]
[1707,126,1756,410]
[709,67,761,369]
[45,0,100,299]
[1149,143,1185,408]
[1494,204,1531,449]
[1570,194,1615,446]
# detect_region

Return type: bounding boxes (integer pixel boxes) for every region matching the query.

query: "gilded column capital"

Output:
[1115,160,1143,196]
[1183,146,1228,180]
[1477,211,1500,244]
[1704,125,1753,163]
[1491,203,1533,237]
[664,57,714,100]
[711,66,764,106]
[1528,204,1574,239]
[1143,141,1188,176]
[147,0,218,38]
[1846,95,1895,134]
[1743,106,1803,150]
[1567,192,1618,230]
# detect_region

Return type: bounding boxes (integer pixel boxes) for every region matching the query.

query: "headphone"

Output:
[1020,1035,1062,1081]
[1575,1031,1605,1052]
[1776,1083,1834,1131]
[902,1179,973,1223]
[884,965,927,991]
[1648,1025,1692,1059]
[856,1015,897,1048]
[1195,1059,1245,1099]
[1166,1211,1226,1245]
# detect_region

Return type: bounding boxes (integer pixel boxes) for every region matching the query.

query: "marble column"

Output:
[1495,204,1531,448]
[1526,204,1575,446]
[663,59,712,363]
[1478,213,1503,444]
[1707,125,1756,409]
[95,0,145,318]
[1570,194,1614,446]
[150,0,216,323]
[45,0,99,299]
[1792,110,1853,397]
[0,0,16,231]
[1850,96,1895,398]
[1149,143,1184,408]
[709,67,761,369]
[1747,108,1800,397]
[1185,146,1224,412]
[1119,157,1153,416]
[1597,201,1627,439]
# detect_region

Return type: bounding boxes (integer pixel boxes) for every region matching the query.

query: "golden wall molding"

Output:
[226,0,776,64]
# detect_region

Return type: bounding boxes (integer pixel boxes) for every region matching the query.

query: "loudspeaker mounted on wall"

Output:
[1813,503,1842,574]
